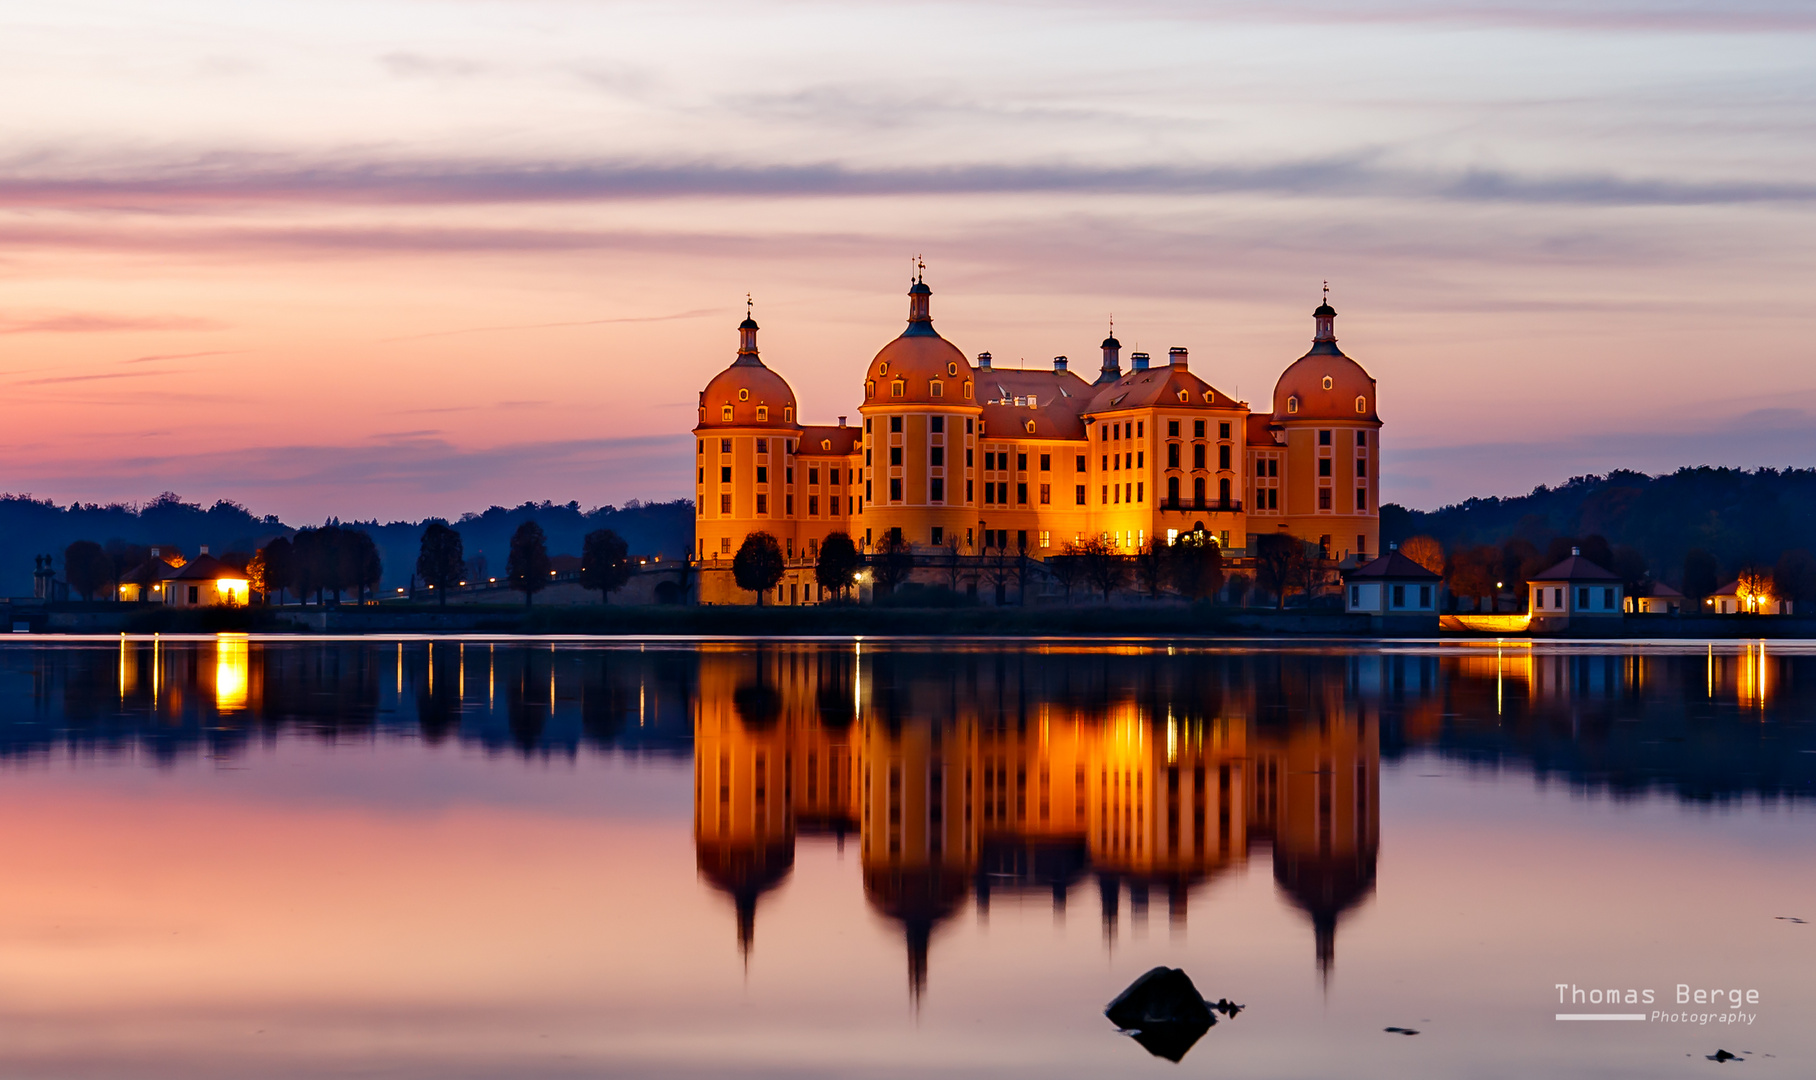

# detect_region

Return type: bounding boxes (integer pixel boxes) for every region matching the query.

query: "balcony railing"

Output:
[1162,498,1242,512]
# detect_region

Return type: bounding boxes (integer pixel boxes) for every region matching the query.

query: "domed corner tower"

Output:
[1268,298,1382,564]
[693,314,804,584]
[854,274,984,554]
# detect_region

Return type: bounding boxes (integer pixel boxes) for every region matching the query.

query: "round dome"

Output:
[697,319,798,429]
[862,280,974,407]
[1272,304,1379,422]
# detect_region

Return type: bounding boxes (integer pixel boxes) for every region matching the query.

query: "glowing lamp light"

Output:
[489,577,496,583]
[214,578,250,606]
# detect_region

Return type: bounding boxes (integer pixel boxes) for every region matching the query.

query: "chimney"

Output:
[1169,346,1188,369]
[1389,542,1398,551]
[1572,546,1581,556]
[977,351,993,370]
[1130,351,1150,372]
[199,545,210,556]
[1052,356,1068,373]
[838,415,847,427]
[151,547,161,559]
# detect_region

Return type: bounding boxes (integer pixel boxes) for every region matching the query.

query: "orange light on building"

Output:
[213,578,250,606]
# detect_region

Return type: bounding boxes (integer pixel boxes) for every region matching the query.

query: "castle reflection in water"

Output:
[2,637,1812,995]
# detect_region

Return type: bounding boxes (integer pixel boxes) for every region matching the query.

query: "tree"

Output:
[1167,530,1225,602]
[872,531,915,596]
[1254,533,1312,609]
[1611,544,1650,601]
[1133,539,1166,600]
[942,534,966,593]
[347,529,382,604]
[260,536,294,605]
[506,521,553,607]
[63,540,111,601]
[1401,535,1444,575]
[416,521,465,606]
[1682,548,1720,603]
[1077,536,1126,603]
[580,528,633,603]
[1447,544,1499,612]
[1735,566,1773,612]
[815,532,861,601]
[732,531,786,604]
[1225,571,1252,607]
[1047,545,1083,602]
[290,529,323,604]
[982,538,1017,605]
[1773,549,1816,607]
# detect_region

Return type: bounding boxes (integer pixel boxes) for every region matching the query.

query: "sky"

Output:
[2,0,1814,523]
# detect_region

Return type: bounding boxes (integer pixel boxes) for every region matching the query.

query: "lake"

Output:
[0,635,1810,1078]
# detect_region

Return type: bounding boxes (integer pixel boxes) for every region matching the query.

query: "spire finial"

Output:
[915,255,925,284]
[1323,280,1329,304]
[746,293,753,319]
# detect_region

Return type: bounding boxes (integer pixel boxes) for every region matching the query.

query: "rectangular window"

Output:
[720,466,732,483]
[931,526,944,546]
[1577,587,1590,609]
[1319,430,1331,446]
[890,478,903,501]
[1075,455,1087,471]
[1355,457,1367,477]
[756,466,768,483]
[998,482,1009,503]
[1350,585,1359,607]
[890,446,903,466]
[966,448,973,468]
[1113,485,1120,504]
[966,480,974,501]
[1137,482,1144,503]
[931,416,943,433]
[983,483,993,505]
[1392,584,1405,608]
[1603,587,1615,609]
[865,418,873,433]
[1039,483,1051,504]
[1218,445,1231,470]
[930,381,943,397]
[1168,420,1180,437]
[1219,422,1231,439]
[1356,488,1367,511]
[1318,458,1332,477]
[1137,451,1144,468]
[1017,452,1028,471]
[1102,454,1109,470]
[809,467,819,485]
[931,446,944,466]
[1267,488,1278,510]
[1039,531,1050,548]
[809,496,819,515]
[720,537,731,554]
[1554,588,1563,609]
[1075,485,1087,505]
[756,439,767,453]
[1536,589,1545,609]
[1039,453,1051,471]
[1357,431,1367,446]
[1017,482,1028,504]
[1167,444,1179,468]
[1268,458,1279,478]
[931,478,945,502]
[756,494,768,514]
[1193,445,1206,469]
[1102,485,1109,504]
[890,416,903,433]
[720,439,732,453]
[720,494,731,514]
[1137,421,1144,437]
[785,467,793,483]
[1419,585,1432,608]
[785,494,793,514]
[1318,488,1332,510]
[1194,420,1206,438]
[830,496,840,514]
[1101,426,1110,442]
[985,451,996,470]
[966,418,974,433]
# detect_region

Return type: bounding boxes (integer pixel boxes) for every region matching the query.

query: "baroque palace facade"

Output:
[694,275,1381,603]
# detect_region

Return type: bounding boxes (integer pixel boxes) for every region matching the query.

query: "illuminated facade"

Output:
[693,277,1383,603]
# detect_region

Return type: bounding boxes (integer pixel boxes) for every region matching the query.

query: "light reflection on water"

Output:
[0,636,1811,1079]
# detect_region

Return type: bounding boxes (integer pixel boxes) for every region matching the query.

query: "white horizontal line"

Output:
[1557,1014,1647,1021]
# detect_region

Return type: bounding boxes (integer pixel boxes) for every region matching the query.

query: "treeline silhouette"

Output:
[3,491,692,597]
[1382,467,1816,596]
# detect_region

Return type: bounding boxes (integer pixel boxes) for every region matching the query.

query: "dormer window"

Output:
[1177,389,1189,402]
[963,381,973,399]
[1288,395,1300,413]
[947,361,958,376]
[738,388,749,401]
[756,406,768,421]
[930,380,943,397]
[721,405,734,421]
[867,380,876,397]
[1355,396,1366,413]
[1024,419,1036,433]
[784,406,793,422]
[1202,391,1213,403]
[892,380,906,398]
[879,362,889,375]
[1322,376,1333,390]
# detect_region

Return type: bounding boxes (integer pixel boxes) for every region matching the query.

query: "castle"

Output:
[694,274,1381,603]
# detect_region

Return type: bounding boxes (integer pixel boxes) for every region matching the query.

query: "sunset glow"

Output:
[4,2,1814,520]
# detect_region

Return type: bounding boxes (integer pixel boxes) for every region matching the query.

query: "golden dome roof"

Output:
[863,280,974,408]
[1272,302,1379,423]
[697,317,798,430]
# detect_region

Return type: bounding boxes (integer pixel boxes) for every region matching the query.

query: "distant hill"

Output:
[1382,467,1816,586]
[0,493,693,597]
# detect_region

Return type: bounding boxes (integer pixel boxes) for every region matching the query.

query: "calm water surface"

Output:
[0,636,1811,1079]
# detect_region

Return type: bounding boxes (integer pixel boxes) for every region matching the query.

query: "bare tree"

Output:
[872,532,915,596]
[1254,533,1311,609]
[1078,536,1126,603]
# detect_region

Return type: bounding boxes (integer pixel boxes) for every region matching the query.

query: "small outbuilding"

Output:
[1704,580,1792,615]
[1527,548,1623,632]
[1344,547,1441,628]
[1626,581,1685,615]
[163,553,251,607]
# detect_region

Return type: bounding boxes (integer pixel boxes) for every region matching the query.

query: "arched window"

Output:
[1167,476,1179,507]
[867,380,875,397]
[1288,396,1299,413]
[963,381,973,399]
[1219,477,1231,504]
[1355,396,1367,413]
[1024,419,1036,434]
[1193,477,1206,508]
[783,406,793,422]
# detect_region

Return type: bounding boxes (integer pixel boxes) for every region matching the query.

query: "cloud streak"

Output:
[6,153,1816,210]
[0,312,223,335]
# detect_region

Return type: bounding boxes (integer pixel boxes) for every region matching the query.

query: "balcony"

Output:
[1162,498,1242,513]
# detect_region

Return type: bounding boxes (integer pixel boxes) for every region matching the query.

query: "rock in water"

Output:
[1706,1049,1741,1063]
[1105,967,1217,1062]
